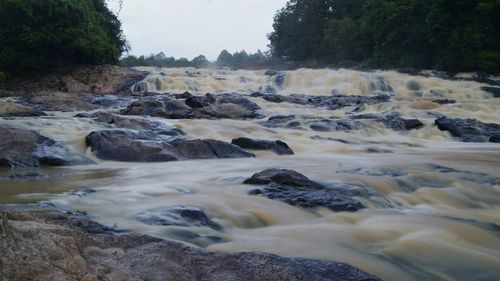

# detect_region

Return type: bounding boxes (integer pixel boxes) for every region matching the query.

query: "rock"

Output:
[136,206,221,230]
[353,112,424,131]
[90,95,135,108]
[122,94,261,120]
[262,115,368,132]
[481,86,500,98]
[86,130,254,162]
[0,127,68,167]
[231,137,294,155]
[251,93,391,110]
[244,169,364,212]
[435,116,500,143]
[0,208,381,281]
[432,99,457,105]
[0,98,46,117]
[264,70,279,76]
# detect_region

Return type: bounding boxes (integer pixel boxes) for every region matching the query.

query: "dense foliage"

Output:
[269,0,500,72]
[0,0,126,78]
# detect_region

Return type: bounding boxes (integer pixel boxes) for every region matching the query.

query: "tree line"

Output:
[119,49,276,69]
[268,0,500,72]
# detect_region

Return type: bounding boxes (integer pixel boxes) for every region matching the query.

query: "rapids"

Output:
[1,68,499,281]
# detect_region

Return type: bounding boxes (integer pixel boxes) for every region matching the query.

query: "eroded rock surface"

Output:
[244,169,364,212]
[136,206,222,230]
[0,209,381,281]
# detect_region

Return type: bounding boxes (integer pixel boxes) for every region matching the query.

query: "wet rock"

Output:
[353,112,424,131]
[251,92,391,110]
[0,208,381,281]
[122,94,261,120]
[231,137,294,155]
[481,86,500,98]
[264,70,279,76]
[244,169,364,212]
[0,127,69,167]
[0,99,46,117]
[338,168,407,177]
[136,206,221,230]
[435,116,500,143]
[86,130,254,162]
[68,188,97,197]
[432,99,457,105]
[262,115,368,132]
[90,95,135,108]
[367,147,394,153]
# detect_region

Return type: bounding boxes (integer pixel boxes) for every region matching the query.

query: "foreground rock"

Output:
[0,127,68,167]
[86,130,254,162]
[231,137,294,155]
[251,92,391,110]
[435,116,500,143]
[0,98,46,117]
[244,169,364,212]
[0,209,381,281]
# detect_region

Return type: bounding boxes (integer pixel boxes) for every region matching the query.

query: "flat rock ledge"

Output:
[244,169,364,212]
[0,209,382,281]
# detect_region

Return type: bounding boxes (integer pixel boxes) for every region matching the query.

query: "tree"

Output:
[191,55,209,68]
[0,0,126,77]
[216,50,233,67]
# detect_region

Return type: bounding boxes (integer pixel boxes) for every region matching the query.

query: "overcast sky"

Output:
[108,0,288,60]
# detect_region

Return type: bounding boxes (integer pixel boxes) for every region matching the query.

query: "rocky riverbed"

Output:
[1,66,499,280]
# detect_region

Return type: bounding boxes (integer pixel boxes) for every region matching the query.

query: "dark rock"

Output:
[68,188,97,197]
[86,130,254,162]
[353,112,424,131]
[90,95,135,108]
[262,115,368,132]
[185,96,213,108]
[0,208,381,281]
[264,70,279,76]
[432,99,457,105]
[367,147,394,153]
[0,127,69,167]
[136,206,221,230]
[244,169,364,212]
[217,93,261,111]
[231,137,294,155]
[275,73,286,87]
[481,86,500,98]
[338,168,407,177]
[252,93,391,110]
[435,116,500,142]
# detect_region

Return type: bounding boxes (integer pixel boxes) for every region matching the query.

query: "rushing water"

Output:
[1,68,499,281]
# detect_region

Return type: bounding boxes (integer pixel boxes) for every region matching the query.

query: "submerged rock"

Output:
[86,130,254,162]
[244,169,364,212]
[435,116,500,142]
[352,112,424,131]
[262,115,368,132]
[0,127,68,167]
[0,208,381,281]
[136,206,221,230]
[231,137,294,155]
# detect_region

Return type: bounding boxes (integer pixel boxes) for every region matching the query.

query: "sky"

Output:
[107,0,288,60]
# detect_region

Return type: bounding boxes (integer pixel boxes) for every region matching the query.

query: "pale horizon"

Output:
[108,0,288,60]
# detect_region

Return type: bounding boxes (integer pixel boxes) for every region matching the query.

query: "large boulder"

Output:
[0,127,68,167]
[435,116,500,143]
[86,130,255,162]
[0,209,381,281]
[244,169,364,212]
[232,137,294,155]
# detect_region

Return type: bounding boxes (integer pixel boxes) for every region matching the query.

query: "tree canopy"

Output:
[269,0,500,72]
[0,0,126,78]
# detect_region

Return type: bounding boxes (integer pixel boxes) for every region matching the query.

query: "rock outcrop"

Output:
[244,169,364,212]
[435,116,500,143]
[0,127,68,167]
[0,208,381,281]
[231,137,294,155]
[86,130,255,162]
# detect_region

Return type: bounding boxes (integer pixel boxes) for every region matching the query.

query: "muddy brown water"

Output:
[1,68,499,281]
